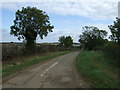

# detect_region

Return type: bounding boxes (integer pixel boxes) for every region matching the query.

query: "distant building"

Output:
[72,43,80,47]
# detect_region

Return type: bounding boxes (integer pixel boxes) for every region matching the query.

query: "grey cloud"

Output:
[1,1,118,20]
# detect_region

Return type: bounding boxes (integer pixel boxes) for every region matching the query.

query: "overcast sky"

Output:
[1,0,119,43]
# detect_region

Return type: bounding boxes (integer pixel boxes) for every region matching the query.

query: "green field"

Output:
[3,51,70,77]
[76,50,119,88]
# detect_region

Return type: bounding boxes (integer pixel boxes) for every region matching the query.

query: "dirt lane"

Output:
[3,51,90,88]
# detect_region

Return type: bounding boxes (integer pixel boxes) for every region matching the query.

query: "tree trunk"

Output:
[25,39,36,54]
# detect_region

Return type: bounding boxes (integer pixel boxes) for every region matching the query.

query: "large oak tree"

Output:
[10,6,54,52]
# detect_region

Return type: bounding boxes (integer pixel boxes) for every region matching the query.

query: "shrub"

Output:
[2,44,24,61]
[102,42,119,67]
[2,43,70,62]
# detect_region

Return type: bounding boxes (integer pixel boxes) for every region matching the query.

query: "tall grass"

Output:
[76,50,119,88]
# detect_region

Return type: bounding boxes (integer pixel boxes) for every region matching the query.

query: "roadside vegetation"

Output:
[76,51,118,88]
[76,17,119,88]
[3,51,70,77]
[2,44,75,62]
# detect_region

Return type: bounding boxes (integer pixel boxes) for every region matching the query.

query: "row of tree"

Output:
[57,17,120,67]
[79,18,120,50]
[79,26,107,50]
[78,18,120,67]
[9,6,120,64]
[10,6,74,52]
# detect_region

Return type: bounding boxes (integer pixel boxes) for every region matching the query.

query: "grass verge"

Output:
[3,51,70,77]
[76,50,119,88]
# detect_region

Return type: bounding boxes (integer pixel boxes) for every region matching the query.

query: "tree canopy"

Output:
[10,6,54,51]
[108,17,120,59]
[64,36,73,48]
[79,26,107,50]
[58,36,65,46]
[58,36,73,48]
[108,17,120,44]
